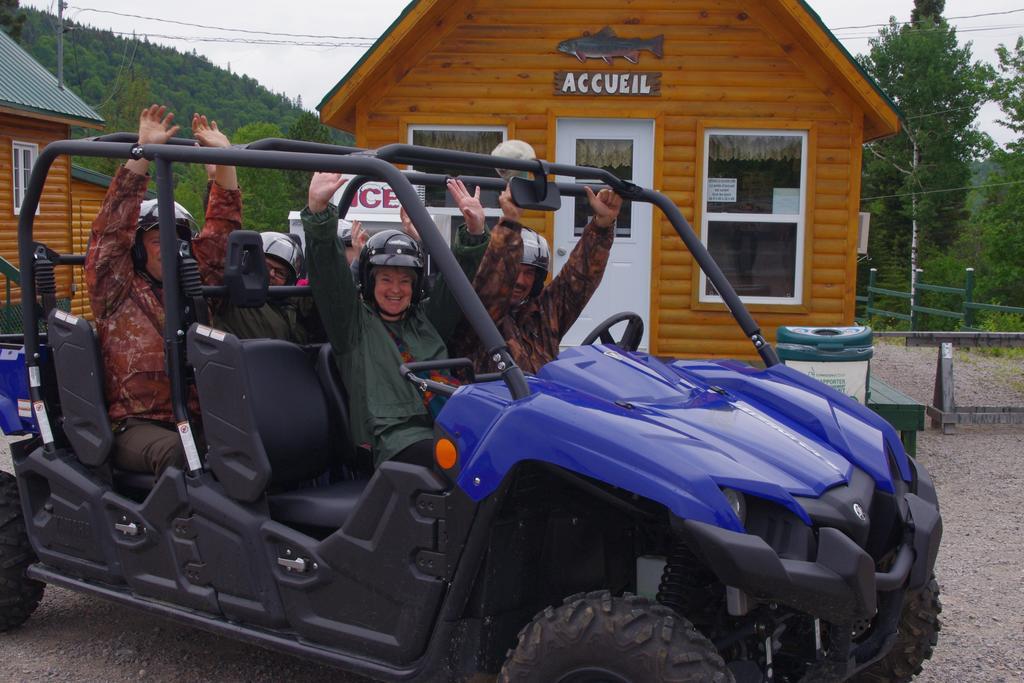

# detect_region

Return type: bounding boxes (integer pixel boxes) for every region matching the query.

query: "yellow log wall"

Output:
[346,0,865,359]
[70,178,107,318]
[0,113,73,308]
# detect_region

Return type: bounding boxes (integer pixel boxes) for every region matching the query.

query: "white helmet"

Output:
[261,232,304,284]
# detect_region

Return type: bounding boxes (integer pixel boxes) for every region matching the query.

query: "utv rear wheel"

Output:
[0,471,44,631]
[852,576,941,683]
[499,590,732,683]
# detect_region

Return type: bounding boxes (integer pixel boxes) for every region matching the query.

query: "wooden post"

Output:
[867,268,877,318]
[963,268,976,329]
[929,342,957,435]
[910,268,923,331]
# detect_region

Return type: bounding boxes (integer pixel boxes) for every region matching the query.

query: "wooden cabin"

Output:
[0,30,103,324]
[317,0,900,358]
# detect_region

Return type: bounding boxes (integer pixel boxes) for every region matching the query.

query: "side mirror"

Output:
[223,231,268,308]
[509,174,562,211]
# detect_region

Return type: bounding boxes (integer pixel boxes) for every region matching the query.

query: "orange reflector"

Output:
[435,438,458,470]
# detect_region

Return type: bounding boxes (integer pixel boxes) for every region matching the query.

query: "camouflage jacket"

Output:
[85,166,242,424]
[454,218,613,375]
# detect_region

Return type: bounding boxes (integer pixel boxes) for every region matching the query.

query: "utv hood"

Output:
[443,346,909,529]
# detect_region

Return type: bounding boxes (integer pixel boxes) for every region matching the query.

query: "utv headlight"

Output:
[721,487,747,524]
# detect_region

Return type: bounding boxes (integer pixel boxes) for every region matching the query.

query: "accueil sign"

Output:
[553,27,663,97]
[555,71,661,96]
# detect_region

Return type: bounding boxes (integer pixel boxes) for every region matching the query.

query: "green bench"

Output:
[867,377,925,456]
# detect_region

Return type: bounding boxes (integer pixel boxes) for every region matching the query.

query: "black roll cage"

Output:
[17,134,779,439]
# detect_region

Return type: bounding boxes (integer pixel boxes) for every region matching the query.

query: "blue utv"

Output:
[0,136,941,682]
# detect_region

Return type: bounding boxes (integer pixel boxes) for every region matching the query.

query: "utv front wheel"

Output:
[0,471,44,631]
[852,576,941,682]
[499,591,731,683]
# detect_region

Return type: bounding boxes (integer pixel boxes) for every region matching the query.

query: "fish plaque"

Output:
[557,27,664,64]
[555,71,662,97]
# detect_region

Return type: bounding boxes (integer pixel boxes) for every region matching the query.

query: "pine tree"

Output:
[0,0,26,41]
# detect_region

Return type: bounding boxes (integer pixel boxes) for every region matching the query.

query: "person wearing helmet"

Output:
[301,172,486,467]
[85,106,241,477]
[213,231,325,344]
[448,182,622,375]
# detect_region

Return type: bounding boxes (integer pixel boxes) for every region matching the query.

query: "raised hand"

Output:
[308,172,347,213]
[585,186,623,229]
[399,208,421,242]
[126,105,179,175]
[446,178,486,235]
[192,114,230,149]
[498,186,523,224]
[351,220,368,253]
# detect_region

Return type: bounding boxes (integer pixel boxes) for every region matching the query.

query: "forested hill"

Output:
[17,7,313,137]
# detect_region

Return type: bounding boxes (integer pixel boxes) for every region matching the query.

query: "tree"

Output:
[968,37,1024,307]
[858,1,992,291]
[0,0,26,41]
[232,122,294,231]
[911,0,944,24]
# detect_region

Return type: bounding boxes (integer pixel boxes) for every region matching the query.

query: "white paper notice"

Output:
[707,178,737,203]
[772,188,800,214]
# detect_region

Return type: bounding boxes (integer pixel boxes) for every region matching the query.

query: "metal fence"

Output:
[856,267,1024,330]
[0,256,70,334]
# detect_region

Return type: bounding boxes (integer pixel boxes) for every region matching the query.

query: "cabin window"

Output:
[699,130,807,305]
[407,125,507,219]
[12,141,39,216]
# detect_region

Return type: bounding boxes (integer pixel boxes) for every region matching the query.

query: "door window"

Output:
[572,138,632,238]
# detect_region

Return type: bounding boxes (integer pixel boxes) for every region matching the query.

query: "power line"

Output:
[67,6,375,41]
[906,105,980,120]
[830,8,1024,31]
[861,179,1024,202]
[834,24,1024,41]
[103,30,373,48]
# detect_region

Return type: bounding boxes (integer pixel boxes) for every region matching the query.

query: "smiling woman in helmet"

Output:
[301,172,487,467]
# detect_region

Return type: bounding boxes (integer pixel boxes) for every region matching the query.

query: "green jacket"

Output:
[302,205,488,463]
[215,297,324,345]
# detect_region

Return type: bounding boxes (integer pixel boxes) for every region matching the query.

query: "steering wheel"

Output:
[580,312,644,352]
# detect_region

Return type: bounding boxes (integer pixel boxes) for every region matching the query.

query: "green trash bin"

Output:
[776,326,873,403]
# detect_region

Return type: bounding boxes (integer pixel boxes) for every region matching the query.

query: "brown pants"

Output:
[113,419,186,476]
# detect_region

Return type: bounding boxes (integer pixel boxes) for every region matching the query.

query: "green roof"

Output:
[795,0,904,122]
[72,164,155,197]
[0,30,104,127]
[317,0,419,113]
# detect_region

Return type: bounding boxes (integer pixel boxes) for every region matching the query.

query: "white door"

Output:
[554,118,654,350]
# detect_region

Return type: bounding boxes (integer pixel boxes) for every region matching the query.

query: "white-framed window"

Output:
[699,129,807,305]
[407,125,507,219]
[12,141,39,216]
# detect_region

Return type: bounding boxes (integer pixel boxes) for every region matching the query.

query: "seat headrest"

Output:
[223,231,268,308]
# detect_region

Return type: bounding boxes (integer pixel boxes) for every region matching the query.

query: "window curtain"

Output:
[709,135,802,162]
[575,139,633,168]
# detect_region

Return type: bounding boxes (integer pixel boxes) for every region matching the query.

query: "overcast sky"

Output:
[22,0,1024,145]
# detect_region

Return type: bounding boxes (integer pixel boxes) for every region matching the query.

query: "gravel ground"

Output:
[1,341,1021,682]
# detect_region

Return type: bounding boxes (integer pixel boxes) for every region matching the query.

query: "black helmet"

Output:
[132,199,197,271]
[261,232,303,285]
[520,228,550,299]
[357,229,425,307]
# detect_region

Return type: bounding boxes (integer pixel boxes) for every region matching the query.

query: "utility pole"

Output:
[56,0,66,90]
[906,128,921,293]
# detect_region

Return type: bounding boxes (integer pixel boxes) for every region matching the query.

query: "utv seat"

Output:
[46,309,166,492]
[188,325,369,529]
[46,309,114,467]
